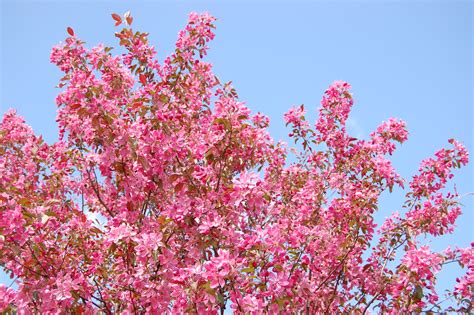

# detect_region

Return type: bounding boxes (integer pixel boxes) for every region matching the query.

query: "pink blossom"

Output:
[0,11,470,314]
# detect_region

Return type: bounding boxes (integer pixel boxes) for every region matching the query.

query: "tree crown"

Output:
[0,11,472,314]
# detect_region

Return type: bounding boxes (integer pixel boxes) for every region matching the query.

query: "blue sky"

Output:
[1,0,472,307]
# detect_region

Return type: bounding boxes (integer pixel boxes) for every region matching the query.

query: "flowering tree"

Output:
[0,12,472,314]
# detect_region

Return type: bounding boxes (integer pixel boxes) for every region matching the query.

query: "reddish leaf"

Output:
[131,101,143,110]
[139,74,147,85]
[67,27,75,36]
[174,182,184,193]
[111,13,122,26]
[124,11,133,25]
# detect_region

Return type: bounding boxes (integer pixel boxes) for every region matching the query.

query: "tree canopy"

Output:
[0,12,472,314]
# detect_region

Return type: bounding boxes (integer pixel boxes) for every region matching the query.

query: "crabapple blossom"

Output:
[0,11,472,314]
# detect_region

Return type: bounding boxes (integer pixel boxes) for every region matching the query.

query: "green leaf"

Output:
[413,285,423,303]
[18,198,31,207]
[241,266,254,273]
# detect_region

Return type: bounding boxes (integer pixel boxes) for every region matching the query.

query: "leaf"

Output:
[119,39,130,47]
[111,13,122,26]
[67,27,75,37]
[109,243,118,254]
[413,285,423,303]
[241,267,254,273]
[214,118,231,131]
[175,182,184,193]
[159,94,170,103]
[124,11,133,25]
[169,174,180,183]
[202,282,215,295]
[139,74,147,85]
[18,198,31,207]
[138,155,150,169]
[90,227,103,235]
[71,290,81,301]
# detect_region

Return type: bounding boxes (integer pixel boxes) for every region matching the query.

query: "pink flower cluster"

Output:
[0,11,471,314]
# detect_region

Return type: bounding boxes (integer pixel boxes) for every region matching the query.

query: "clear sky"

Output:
[1,0,472,307]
